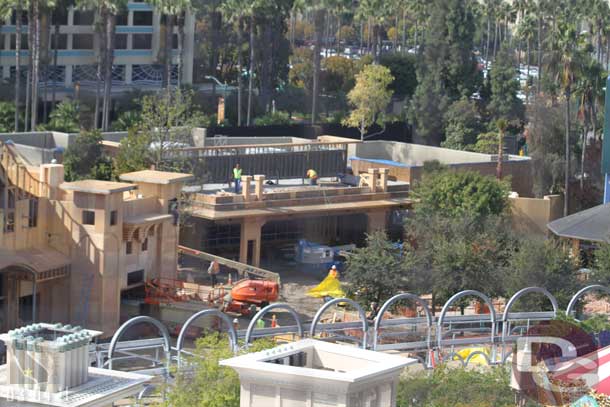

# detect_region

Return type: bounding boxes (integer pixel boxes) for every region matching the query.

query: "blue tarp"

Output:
[349,156,412,168]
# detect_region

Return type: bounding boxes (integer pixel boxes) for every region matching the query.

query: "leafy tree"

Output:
[321,56,355,94]
[441,97,483,150]
[472,131,499,154]
[488,44,524,123]
[590,244,610,286]
[336,25,357,44]
[113,127,151,177]
[412,170,510,219]
[505,239,581,309]
[344,231,408,308]
[164,334,274,407]
[0,102,19,133]
[38,101,80,133]
[408,0,479,145]
[343,64,394,140]
[63,130,113,181]
[288,47,314,90]
[379,53,417,98]
[111,110,142,131]
[406,214,516,307]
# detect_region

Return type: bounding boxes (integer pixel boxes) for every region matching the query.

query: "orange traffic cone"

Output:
[429,349,437,369]
[271,314,277,328]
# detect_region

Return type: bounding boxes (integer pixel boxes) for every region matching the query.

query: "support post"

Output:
[367,168,379,192]
[241,175,252,202]
[253,175,265,201]
[379,168,389,192]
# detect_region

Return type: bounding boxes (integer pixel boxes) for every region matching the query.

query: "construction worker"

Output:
[233,163,242,193]
[306,168,318,185]
[207,260,220,287]
[329,264,338,278]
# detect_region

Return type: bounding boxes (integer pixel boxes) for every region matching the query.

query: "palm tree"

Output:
[517,12,536,102]
[77,0,127,130]
[574,55,603,192]
[553,21,583,216]
[220,0,251,127]
[149,0,191,92]
[496,118,508,179]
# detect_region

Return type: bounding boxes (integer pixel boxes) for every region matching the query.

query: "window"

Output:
[82,210,95,225]
[10,35,29,50]
[116,13,128,26]
[51,10,69,25]
[115,34,128,50]
[141,238,148,251]
[127,269,144,286]
[133,11,153,26]
[73,34,94,50]
[110,210,118,226]
[28,199,38,228]
[172,34,178,49]
[50,33,68,50]
[126,241,133,255]
[10,11,28,26]
[73,10,94,25]
[133,34,152,50]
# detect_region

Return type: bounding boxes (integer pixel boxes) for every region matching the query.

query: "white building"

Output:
[221,339,415,407]
[0,2,195,97]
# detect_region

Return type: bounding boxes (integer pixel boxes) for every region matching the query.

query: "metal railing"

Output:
[100,285,608,375]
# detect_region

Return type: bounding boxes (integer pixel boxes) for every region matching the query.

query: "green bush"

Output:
[254,111,291,126]
[397,366,521,407]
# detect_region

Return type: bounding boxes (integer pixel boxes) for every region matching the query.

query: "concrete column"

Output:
[379,168,389,192]
[64,65,73,87]
[367,211,387,233]
[241,175,252,202]
[239,218,265,267]
[182,11,195,84]
[254,175,265,201]
[367,168,379,192]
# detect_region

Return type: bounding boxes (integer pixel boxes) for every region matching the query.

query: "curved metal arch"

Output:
[244,303,303,346]
[107,316,171,371]
[373,293,433,351]
[437,290,497,351]
[310,298,368,349]
[566,285,610,320]
[502,287,559,322]
[0,263,38,323]
[443,351,466,368]
[176,309,238,366]
[464,350,492,366]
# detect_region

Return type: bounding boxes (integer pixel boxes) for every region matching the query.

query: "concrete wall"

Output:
[510,194,563,237]
[350,141,534,197]
[351,140,529,166]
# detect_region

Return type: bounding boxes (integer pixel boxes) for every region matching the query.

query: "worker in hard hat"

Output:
[306,169,318,185]
[307,264,344,301]
[233,163,242,193]
[329,264,338,278]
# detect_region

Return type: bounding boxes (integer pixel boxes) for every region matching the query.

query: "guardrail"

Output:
[101,285,607,374]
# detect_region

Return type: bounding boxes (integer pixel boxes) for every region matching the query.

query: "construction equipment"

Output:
[295,240,355,277]
[222,279,279,314]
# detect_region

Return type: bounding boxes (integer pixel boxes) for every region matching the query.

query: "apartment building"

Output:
[0,140,192,336]
[0,1,195,95]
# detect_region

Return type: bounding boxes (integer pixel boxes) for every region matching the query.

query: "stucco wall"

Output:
[510,194,563,237]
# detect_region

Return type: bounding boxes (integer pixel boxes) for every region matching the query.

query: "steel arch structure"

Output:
[310,298,368,348]
[107,316,172,372]
[244,303,304,346]
[566,284,610,320]
[372,293,433,353]
[176,309,238,365]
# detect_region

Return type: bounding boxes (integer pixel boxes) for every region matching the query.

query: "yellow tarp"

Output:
[307,274,345,299]
[454,347,491,365]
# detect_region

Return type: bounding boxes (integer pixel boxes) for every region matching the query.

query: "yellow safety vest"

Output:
[233,168,242,179]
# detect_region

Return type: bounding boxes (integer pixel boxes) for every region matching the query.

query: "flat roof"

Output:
[119,170,194,185]
[221,339,414,384]
[192,198,412,221]
[60,180,136,195]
